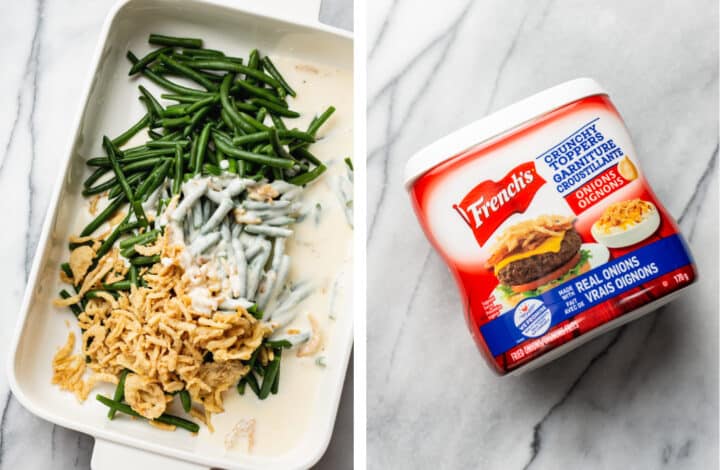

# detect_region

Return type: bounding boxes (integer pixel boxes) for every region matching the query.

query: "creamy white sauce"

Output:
[208,56,353,456]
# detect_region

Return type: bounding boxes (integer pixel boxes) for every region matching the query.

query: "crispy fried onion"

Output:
[596,199,653,233]
[297,314,323,357]
[52,230,272,421]
[225,418,256,452]
[52,332,118,401]
[486,215,574,267]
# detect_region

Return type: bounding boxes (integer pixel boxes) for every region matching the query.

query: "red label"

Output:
[453,161,546,246]
[564,165,629,214]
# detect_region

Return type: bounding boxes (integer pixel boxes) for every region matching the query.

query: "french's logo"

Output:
[453,161,546,246]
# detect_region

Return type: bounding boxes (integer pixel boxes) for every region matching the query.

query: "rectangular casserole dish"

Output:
[7,0,353,468]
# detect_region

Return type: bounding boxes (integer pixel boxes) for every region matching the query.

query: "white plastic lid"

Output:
[403,78,608,188]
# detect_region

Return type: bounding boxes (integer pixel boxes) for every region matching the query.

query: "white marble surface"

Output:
[368,1,717,469]
[0,0,352,469]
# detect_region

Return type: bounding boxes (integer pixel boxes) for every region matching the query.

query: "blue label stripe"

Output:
[534,117,600,160]
[480,235,691,357]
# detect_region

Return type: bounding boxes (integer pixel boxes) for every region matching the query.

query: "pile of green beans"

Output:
[69,33,334,299]
[58,34,337,429]
[236,343,289,400]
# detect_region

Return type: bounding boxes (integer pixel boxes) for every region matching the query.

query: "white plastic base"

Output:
[91,439,209,470]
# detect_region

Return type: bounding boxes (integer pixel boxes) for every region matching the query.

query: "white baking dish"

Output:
[6,0,353,468]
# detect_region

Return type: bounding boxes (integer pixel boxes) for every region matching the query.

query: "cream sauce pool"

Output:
[190,56,352,455]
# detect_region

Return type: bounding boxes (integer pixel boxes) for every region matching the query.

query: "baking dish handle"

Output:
[216,0,324,27]
[91,439,209,470]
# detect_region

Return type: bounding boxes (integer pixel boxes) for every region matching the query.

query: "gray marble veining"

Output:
[0,0,352,468]
[367,1,718,469]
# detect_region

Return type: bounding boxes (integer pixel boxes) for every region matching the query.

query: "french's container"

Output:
[404,78,696,375]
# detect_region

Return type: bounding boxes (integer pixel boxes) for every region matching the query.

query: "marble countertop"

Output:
[0,0,352,469]
[367,1,717,469]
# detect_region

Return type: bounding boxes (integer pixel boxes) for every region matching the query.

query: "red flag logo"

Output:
[453,161,546,247]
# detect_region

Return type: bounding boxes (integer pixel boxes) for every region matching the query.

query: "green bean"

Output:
[122,144,151,157]
[84,289,119,301]
[154,414,200,433]
[124,147,176,159]
[61,262,73,280]
[136,160,170,201]
[262,56,296,97]
[186,94,218,114]
[129,46,173,75]
[130,255,160,266]
[160,93,204,103]
[93,215,129,260]
[258,354,281,399]
[180,47,224,58]
[138,86,165,118]
[194,122,212,174]
[219,74,247,129]
[245,372,261,397]
[219,109,239,134]
[149,34,202,49]
[148,129,163,140]
[90,153,143,166]
[202,163,221,176]
[213,133,294,169]
[179,390,192,413]
[238,111,268,132]
[187,136,198,173]
[307,106,335,136]
[183,105,212,137]
[270,114,287,131]
[173,144,183,195]
[108,173,144,199]
[249,98,299,118]
[107,369,129,420]
[264,339,292,349]
[96,394,199,433]
[256,107,267,124]
[119,229,160,249]
[122,157,171,173]
[231,131,270,146]
[288,163,327,185]
[228,158,238,175]
[247,49,260,85]
[156,130,183,141]
[103,280,132,291]
[104,137,147,227]
[80,195,126,237]
[162,103,189,117]
[232,98,258,114]
[206,146,219,166]
[128,51,213,98]
[111,114,150,147]
[232,109,257,134]
[269,128,292,160]
[232,80,286,106]
[160,115,191,128]
[292,146,322,166]
[83,166,110,188]
[236,379,246,395]
[280,129,314,142]
[82,176,118,197]
[129,265,138,287]
[146,139,189,149]
[185,60,283,89]
[158,54,218,91]
[271,353,281,395]
[59,290,82,316]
